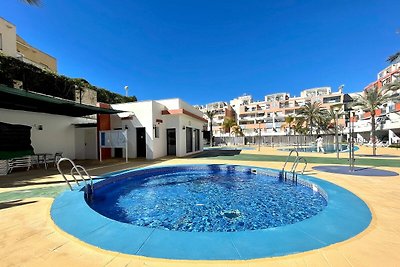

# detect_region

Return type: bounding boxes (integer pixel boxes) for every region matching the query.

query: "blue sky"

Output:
[2,0,399,105]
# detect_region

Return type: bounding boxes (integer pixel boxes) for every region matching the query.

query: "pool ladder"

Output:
[280,150,307,184]
[56,157,94,199]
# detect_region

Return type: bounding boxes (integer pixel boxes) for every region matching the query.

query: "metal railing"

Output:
[56,158,94,198]
[280,150,307,184]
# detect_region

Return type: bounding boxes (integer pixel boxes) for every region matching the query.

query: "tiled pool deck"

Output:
[1,146,400,266]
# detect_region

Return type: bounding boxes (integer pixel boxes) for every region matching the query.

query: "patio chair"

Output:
[8,156,32,173]
[45,152,63,169]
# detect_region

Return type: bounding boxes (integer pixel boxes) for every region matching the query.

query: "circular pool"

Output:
[51,164,372,260]
[88,165,327,232]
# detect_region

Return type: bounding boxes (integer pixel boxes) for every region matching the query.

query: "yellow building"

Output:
[0,17,57,72]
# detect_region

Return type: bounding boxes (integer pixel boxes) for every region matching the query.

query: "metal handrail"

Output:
[56,158,93,194]
[281,150,299,173]
[71,165,93,194]
[292,157,307,175]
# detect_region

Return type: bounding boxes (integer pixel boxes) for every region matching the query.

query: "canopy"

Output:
[0,84,121,117]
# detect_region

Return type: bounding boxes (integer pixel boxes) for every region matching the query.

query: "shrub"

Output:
[0,54,136,104]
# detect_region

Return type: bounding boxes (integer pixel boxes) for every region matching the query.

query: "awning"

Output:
[0,84,122,117]
[117,111,135,119]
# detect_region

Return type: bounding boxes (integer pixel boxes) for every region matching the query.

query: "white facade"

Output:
[0,108,97,159]
[111,98,205,160]
[0,17,17,57]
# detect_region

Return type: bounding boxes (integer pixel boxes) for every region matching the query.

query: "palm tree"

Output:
[353,85,399,155]
[385,79,400,92]
[222,118,237,137]
[205,110,216,146]
[281,115,295,135]
[22,0,40,5]
[231,125,244,137]
[292,118,308,147]
[387,51,400,64]
[296,102,329,136]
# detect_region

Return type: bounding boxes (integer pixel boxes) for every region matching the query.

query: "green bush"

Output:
[0,54,136,104]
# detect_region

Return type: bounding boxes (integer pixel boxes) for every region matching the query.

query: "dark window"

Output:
[186,127,193,153]
[194,129,200,151]
[154,126,159,138]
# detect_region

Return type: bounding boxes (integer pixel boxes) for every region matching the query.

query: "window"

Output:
[154,126,160,138]
[186,127,193,153]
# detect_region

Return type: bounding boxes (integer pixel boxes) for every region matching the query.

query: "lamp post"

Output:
[343,93,354,171]
[335,85,345,159]
[335,111,339,159]
[124,85,129,97]
[258,122,261,151]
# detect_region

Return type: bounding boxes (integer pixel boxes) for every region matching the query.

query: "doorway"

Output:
[114,128,123,158]
[194,129,200,151]
[136,127,146,157]
[167,128,176,156]
[186,127,193,153]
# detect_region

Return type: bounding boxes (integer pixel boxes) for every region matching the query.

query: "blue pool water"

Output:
[52,164,372,260]
[88,165,327,232]
[279,144,358,153]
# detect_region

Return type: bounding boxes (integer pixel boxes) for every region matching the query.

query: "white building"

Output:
[0,84,117,160]
[110,98,206,159]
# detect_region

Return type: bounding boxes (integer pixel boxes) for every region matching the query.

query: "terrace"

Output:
[1,145,400,266]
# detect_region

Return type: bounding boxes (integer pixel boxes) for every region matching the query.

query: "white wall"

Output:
[0,18,17,57]
[0,108,83,159]
[112,101,155,160]
[111,98,205,160]
[176,115,204,157]
[75,128,85,159]
[75,128,97,160]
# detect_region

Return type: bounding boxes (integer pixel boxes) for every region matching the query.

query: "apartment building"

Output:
[0,17,57,72]
[195,101,229,137]
[351,63,400,145]
[197,87,346,138]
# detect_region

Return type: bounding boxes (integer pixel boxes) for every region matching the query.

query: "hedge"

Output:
[0,53,136,104]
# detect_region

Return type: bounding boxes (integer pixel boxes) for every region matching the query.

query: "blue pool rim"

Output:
[51,164,372,260]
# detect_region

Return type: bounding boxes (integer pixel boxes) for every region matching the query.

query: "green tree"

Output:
[222,118,237,137]
[353,85,399,155]
[296,102,329,136]
[205,110,216,146]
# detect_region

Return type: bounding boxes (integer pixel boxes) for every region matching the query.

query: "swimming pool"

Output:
[88,165,327,232]
[279,144,359,153]
[204,146,255,150]
[51,164,371,260]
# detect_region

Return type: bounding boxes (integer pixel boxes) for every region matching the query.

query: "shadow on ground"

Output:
[313,165,399,176]
[0,199,37,210]
[191,150,242,158]
[357,154,400,158]
[0,158,172,190]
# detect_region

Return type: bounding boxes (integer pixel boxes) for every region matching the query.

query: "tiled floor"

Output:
[1,146,399,266]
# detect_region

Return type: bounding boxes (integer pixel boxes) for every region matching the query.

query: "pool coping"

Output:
[50,164,372,260]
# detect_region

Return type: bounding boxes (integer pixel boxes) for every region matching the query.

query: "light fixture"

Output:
[124,85,129,97]
[33,124,43,130]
